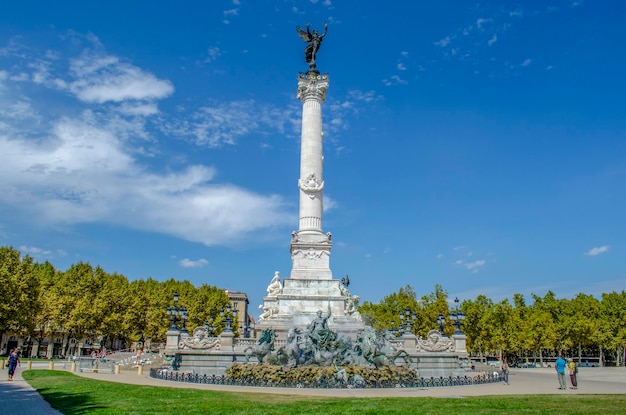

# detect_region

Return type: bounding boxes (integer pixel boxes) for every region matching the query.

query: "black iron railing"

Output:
[149,368,500,389]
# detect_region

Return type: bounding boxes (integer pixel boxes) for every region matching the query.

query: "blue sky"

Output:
[1,1,624,315]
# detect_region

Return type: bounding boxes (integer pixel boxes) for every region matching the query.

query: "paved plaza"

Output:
[77,366,626,398]
[1,362,625,414]
[0,363,63,415]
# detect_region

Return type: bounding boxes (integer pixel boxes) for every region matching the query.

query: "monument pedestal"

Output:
[414,353,465,378]
[452,332,468,357]
[256,278,364,339]
[165,329,180,354]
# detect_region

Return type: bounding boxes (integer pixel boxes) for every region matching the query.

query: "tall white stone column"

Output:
[290,71,332,280]
[256,69,363,339]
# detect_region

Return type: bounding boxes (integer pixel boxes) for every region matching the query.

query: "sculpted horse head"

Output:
[258,329,276,346]
[245,329,276,364]
[276,327,303,367]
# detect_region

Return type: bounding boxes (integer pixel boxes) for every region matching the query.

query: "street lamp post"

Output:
[390,319,399,337]
[204,318,216,337]
[179,307,188,335]
[166,292,188,333]
[242,320,254,338]
[437,313,446,336]
[166,292,181,331]
[399,307,417,335]
[450,297,465,335]
[220,304,238,333]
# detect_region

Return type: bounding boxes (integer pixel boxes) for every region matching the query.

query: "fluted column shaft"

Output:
[289,71,332,280]
[296,72,328,237]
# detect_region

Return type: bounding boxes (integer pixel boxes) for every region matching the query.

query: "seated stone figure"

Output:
[259,303,278,320]
[307,309,336,349]
[345,295,360,317]
[266,271,283,296]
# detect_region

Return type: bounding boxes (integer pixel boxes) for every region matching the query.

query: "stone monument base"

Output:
[256,276,364,341]
[414,353,466,378]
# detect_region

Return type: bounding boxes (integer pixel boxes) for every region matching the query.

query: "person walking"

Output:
[568,358,578,389]
[7,348,20,381]
[501,358,510,385]
[555,355,567,390]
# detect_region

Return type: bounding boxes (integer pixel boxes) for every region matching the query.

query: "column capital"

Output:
[297,71,329,102]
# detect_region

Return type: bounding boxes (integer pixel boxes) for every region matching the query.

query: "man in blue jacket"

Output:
[555,355,567,390]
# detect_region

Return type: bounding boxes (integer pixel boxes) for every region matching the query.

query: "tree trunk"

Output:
[599,344,604,367]
[539,348,544,366]
[61,329,69,357]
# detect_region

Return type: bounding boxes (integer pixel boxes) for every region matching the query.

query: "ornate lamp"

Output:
[166,292,180,331]
[399,306,417,335]
[437,313,446,335]
[450,297,465,335]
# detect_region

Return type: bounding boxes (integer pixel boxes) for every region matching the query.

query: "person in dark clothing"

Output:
[7,348,20,381]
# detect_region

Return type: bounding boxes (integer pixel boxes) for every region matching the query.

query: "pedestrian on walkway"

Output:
[568,358,578,389]
[555,355,567,390]
[501,358,510,385]
[7,348,20,381]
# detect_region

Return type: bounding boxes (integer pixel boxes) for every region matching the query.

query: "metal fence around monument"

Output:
[149,368,501,389]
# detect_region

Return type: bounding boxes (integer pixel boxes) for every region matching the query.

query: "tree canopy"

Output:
[2,245,625,366]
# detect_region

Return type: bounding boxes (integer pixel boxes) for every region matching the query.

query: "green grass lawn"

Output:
[23,370,626,415]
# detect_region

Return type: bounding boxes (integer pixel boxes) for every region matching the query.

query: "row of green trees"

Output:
[359,285,626,366]
[3,245,625,365]
[0,246,232,356]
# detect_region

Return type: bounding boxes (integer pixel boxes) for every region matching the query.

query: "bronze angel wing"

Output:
[296,26,312,42]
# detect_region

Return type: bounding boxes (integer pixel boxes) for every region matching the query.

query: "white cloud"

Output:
[323,195,336,211]
[205,46,221,63]
[476,18,492,29]
[0,112,292,246]
[179,258,209,268]
[453,246,487,273]
[347,90,382,103]
[585,246,608,256]
[115,102,159,117]
[382,75,407,86]
[161,100,298,148]
[18,245,66,259]
[488,34,498,46]
[0,33,347,248]
[465,260,485,272]
[19,245,52,256]
[521,58,532,67]
[0,100,39,120]
[434,37,452,47]
[68,54,174,103]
